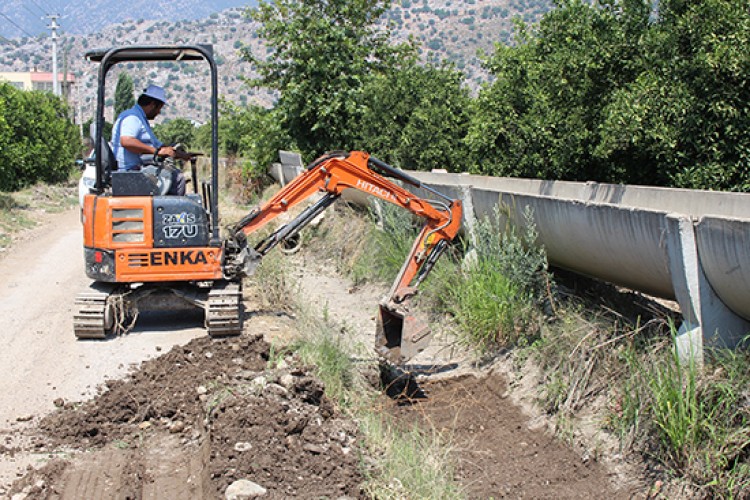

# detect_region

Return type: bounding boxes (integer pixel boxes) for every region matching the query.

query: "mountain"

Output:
[0,0,258,38]
[0,0,552,124]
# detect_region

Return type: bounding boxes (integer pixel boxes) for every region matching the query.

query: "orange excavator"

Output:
[76,45,462,362]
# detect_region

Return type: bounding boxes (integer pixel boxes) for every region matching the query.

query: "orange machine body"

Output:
[81,193,223,283]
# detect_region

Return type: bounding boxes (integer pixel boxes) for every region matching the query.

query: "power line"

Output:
[25,0,47,17]
[28,0,71,35]
[39,0,70,34]
[0,12,35,38]
[28,0,53,16]
[21,5,48,32]
[22,4,42,18]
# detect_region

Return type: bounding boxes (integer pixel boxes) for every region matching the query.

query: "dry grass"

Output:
[0,182,78,250]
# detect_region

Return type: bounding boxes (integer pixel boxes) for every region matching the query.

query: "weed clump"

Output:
[611,336,750,497]
[427,205,551,352]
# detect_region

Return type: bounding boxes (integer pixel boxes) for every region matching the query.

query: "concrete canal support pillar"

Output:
[660,215,749,363]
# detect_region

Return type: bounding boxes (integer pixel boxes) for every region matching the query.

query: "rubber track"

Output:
[205,281,242,337]
[73,288,111,339]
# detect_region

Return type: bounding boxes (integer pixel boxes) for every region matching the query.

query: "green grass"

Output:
[249,251,299,313]
[646,341,702,467]
[293,331,355,408]
[604,329,750,497]
[360,413,463,499]
[446,257,528,350]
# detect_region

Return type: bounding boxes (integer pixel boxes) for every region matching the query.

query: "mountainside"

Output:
[0,0,257,38]
[0,0,552,124]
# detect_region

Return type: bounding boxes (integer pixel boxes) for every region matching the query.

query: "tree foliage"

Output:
[358,62,471,172]
[0,83,80,191]
[228,0,748,191]
[153,117,196,149]
[619,0,750,191]
[467,0,750,191]
[193,101,289,171]
[114,73,135,118]
[467,0,651,183]
[242,0,415,159]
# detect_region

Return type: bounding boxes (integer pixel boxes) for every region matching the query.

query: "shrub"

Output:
[439,205,551,352]
[613,331,750,497]
[0,84,80,191]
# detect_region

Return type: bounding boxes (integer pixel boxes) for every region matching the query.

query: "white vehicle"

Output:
[77,150,97,207]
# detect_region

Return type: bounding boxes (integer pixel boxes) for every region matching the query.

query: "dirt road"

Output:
[0,208,205,488]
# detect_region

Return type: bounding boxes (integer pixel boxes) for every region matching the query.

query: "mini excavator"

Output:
[76,45,462,362]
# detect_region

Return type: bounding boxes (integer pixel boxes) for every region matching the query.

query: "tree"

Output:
[598,0,750,190]
[153,118,196,149]
[358,62,471,172]
[242,0,415,159]
[114,72,135,117]
[467,0,750,191]
[467,1,651,183]
[0,83,80,191]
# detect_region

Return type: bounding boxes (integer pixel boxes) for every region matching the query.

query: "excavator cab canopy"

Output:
[85,46,213,67]
[85,44,220,242]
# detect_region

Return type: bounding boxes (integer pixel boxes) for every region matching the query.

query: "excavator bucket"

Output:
[375,304,432,363]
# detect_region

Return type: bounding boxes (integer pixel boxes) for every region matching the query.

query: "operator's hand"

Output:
[156,145,192,161]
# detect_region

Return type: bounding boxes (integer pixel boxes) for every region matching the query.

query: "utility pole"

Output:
[47,14,60,96]
[62,48,69,100]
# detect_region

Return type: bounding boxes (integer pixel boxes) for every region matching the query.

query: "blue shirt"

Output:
[112,104,163,171]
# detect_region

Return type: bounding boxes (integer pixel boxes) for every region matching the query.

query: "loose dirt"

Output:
[8,334,362,499]
[386,373,633,498]
[2,204,646,499]
[0,208,207,492]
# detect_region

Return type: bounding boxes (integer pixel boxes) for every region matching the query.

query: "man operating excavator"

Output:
[111,84,192,195]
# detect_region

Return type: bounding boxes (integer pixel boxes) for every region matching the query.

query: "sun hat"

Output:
[142,84,167,105]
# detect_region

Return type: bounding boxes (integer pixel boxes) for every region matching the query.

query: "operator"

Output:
[112,84,191,195]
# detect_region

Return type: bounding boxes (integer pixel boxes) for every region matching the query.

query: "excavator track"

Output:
[205,281,243,337]
[73,284,119,339]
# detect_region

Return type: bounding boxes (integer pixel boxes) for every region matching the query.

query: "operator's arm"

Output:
[119,115,190,160]
[120,136,189,160]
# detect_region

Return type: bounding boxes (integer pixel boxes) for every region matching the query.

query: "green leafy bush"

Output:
[613,332,750,496]
[446,256,527,350]
[440,206,551,351]
[0,83,80,191]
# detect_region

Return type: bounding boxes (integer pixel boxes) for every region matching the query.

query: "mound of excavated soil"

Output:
[10,334,363,499]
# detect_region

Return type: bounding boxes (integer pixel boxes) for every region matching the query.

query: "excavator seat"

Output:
[99,136,117,187]
[104,138,170,196]
[111,171,161,196]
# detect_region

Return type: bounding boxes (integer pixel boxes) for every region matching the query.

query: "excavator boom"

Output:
[225,151,462,362]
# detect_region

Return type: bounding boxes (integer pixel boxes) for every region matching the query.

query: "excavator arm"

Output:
[224,150,463,362]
